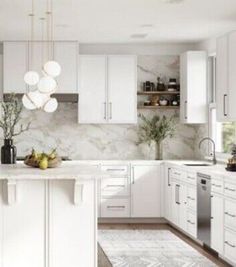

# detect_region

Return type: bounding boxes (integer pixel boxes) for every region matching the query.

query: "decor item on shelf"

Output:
[143,81,155,91]
[226,144,236,171]
[171,99,179,106]
[143,100,151,106]
[150,95,160,106]
[24,148,62,170]
[22,0,60,113]
[137,114,176,160]
[167,78,177,92]
[0,94,31,164]
[156,77,165,91]
[159,98,168,106]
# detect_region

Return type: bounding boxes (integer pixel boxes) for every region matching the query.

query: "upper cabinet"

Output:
[216,32,236,122]
[3,41,78,94]
[180,51,207,124]
[78,55,137,124]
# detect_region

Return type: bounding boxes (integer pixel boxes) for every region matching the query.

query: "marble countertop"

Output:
[0,161,112,180]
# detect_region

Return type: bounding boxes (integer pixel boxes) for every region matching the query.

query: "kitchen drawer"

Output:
[101,178,129,197]
[225,199,236,231]
[225,182,236,199]
[224,230,236,264]
[170,168,185,180]
[100,198,130,218]
[186,212,197,238]
[186,172,196,185]
[186,187,197,211]
[101,165,129,176]
[211,179,224,194]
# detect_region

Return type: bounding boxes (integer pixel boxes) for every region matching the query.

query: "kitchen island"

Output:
[0,161,107,267]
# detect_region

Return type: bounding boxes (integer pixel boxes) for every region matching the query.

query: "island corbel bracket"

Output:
[7,179,17,205]
[74,179,84,205]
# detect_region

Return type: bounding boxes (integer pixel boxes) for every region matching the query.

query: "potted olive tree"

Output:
[138,114,176,160]
[0,94,31,164]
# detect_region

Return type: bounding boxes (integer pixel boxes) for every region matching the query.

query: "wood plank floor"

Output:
[98,223,232,267]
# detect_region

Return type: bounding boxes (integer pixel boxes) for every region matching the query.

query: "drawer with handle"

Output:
[101,165,129,176]
[186,187,197,211]
[224,230,236,264]
[224,182,236,199]
[186,172,197,185]
[186,211,197,238]
[211,179,223,194]
[225,199,236,231]
[101,178,129,197]
[170,168,185,180]
[100,198,130,218]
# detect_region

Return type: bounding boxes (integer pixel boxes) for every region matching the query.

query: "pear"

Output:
[39,157,48,170]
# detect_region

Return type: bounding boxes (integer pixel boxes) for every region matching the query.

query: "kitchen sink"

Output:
[184,163,212,167]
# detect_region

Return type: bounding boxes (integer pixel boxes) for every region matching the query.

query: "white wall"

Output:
[79,43,198,56]
[196,38,217,55]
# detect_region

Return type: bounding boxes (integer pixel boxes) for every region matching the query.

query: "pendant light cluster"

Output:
[22,0,61,113]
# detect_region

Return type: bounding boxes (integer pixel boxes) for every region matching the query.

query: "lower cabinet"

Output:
[131,164,161,218]
[224,230,236,263]
[211,193,224,254]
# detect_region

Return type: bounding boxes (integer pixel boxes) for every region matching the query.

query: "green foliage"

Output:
[0,94,31,139]
[137,114,176,146]
[222,122,236,153]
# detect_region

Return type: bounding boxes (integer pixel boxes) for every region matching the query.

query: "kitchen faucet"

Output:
[199,137,217,165]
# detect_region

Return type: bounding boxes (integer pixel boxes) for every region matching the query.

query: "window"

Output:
[209,55,236,155]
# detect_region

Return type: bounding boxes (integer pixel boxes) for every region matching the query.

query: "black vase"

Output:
[1,139,17,164]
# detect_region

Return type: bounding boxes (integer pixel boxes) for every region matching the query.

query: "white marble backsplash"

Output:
[1,55,206,160]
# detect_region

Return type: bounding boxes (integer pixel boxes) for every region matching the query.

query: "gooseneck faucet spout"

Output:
[199,137,217,165]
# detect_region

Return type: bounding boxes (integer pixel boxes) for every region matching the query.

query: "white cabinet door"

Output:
[54,42,78,93]
[164,166,172,221]
[180,51,207,124]
[3,42,28,93]
[79,56,107,123]
[131,165,161,218]
[49,180,97,267]
[211,193,224,254]
[1,180,45,267]
[107,55,137,124]
[179,183,187,231]
[0,54,3,100]
[171,181,180,226]
[216,35,229,121]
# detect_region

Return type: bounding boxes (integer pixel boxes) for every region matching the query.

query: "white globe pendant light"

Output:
[24,71,40,86]
[43,60,61,77]
[38,76,57,94]
[43,97,58,113]
[22,91,44,110]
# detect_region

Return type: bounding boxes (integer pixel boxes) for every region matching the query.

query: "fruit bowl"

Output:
[24,149,62,170]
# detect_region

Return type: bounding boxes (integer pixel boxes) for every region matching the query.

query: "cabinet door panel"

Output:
[54,42,78,93]
[211,194,223,254]
[49,180,96,267]
[131,165,161,218]
[179,184,187,231]
[164,166,172,221]
[2,180,45,267]
[79,56,107,123]
[171,181,180,226]
[4,42,28,93]
[107,56,137,124]
[216,35,228,121]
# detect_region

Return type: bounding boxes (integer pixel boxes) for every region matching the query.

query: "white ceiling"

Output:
[0,0,236,43]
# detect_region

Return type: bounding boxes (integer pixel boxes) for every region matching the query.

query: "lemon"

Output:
[39,157,48,170]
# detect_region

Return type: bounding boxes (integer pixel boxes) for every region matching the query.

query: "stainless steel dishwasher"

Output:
[197,173,211,246]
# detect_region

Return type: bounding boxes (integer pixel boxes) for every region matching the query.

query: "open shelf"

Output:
[137,105,180,110]
[137,91,180,96]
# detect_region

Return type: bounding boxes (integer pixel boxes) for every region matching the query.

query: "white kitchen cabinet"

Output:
[180,51,207,124]
[164,166,172,221]
[54,42,78,93]
[0,180,45,267]
[0,54,3,100]
[107,56,137,124]
[131,164,161,218]
[49,180,96,267]
[79,56,107,123]
[79,55,137,124]
[211,193,224,254]
[3,42,28,93]
[216,31,236,122]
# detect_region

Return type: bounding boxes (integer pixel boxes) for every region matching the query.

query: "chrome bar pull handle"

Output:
[103,102,106,120]
[109,102,112,119]
[223,94,227,117]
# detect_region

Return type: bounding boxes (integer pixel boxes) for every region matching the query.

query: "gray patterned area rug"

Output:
[98,230,216,267]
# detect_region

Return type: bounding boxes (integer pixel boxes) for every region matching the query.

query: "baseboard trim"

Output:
[98,217,167,224]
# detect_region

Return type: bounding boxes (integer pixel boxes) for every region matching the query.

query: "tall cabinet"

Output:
[216,31,236,121]
[79,55,137,124]
[180,51,207,124]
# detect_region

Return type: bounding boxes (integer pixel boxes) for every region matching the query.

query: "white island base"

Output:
[0,162,102,267]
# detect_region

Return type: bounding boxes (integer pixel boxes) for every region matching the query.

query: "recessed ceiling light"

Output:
[130,34,148,39]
